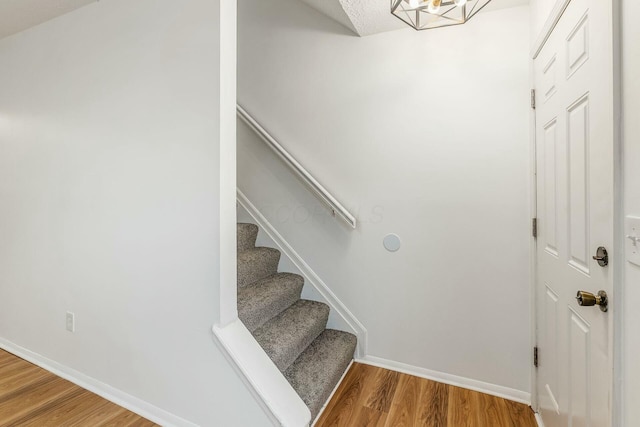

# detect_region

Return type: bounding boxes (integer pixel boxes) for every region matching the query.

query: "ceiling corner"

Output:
[297,0,361,35]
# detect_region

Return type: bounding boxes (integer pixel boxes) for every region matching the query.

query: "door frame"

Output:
[529,0,624,423]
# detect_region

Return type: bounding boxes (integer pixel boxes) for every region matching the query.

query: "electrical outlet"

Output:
[66,311,75,333]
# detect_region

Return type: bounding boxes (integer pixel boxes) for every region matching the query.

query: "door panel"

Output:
[568,308,590,427]
[534,0,614,424]
[544,119,559,256]
[567,14,589,77]
[544,284,560,412]
[567,94,590,273]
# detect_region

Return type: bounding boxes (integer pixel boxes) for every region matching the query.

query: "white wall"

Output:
[621,0,640,423]
[0,1,269,425]
[238,0,532,395]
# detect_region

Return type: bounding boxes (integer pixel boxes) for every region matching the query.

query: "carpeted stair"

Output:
[237,223,357,420]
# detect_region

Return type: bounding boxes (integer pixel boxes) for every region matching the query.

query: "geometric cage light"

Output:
[391,0,493,30]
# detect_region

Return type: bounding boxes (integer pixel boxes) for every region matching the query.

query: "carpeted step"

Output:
[238,273,304,332]
[237,247,281,288]
[284,330,357,420]
[253,300,329,372]
[237,223,259,252]
[235,222,358,421]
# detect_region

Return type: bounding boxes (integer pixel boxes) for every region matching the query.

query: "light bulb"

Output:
[454,0,467,6]
[428,0,441,13]
[406,0,421,8]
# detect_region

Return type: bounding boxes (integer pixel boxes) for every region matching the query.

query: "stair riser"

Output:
[269,311,327,372]
[284,330,357,420]
[237,248,281,288]
[238,274,304,332]
[253,301,330,372]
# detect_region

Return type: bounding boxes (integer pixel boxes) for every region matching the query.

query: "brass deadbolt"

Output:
[592,246,609,267]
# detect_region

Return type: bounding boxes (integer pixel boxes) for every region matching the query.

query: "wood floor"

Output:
[0,349,537,427]
[315,363,537,427]
[0,349,157,426]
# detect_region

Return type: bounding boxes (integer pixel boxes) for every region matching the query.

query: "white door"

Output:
[534,0,615,424]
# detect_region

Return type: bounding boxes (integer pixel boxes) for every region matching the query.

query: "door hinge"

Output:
[534,346,539,368]
[532,218,538,238]
[531,89,536,109]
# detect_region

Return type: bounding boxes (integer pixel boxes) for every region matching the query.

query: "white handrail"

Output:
[237,104,357,229]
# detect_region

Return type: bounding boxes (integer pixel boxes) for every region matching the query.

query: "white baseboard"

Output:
[535,412,545,426]
[0,337,197,427]
[237,189,368,358]
[356,355,532,406]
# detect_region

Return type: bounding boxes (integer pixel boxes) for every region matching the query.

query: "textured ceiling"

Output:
[0,0,96,40]
[298,0,359,34]
[299,0,529,36]
[0,0,528,42]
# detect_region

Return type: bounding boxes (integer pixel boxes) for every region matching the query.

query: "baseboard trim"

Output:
[535,412,545,426]
[356,355,532,406]
[237,189,368,358]
[0,337,197,427]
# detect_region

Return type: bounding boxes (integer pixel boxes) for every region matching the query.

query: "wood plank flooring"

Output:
[0,349,157,426]
[315,363,537,427]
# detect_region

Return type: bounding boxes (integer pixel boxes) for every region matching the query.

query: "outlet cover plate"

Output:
[66,311,75,333]
[625,216,640,267]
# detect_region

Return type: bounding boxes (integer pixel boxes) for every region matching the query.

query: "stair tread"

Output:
[284,329,357,420]
[237,247,281,288]
[253,300,329,372]
[238,273,304,332]
[237,223,259,252]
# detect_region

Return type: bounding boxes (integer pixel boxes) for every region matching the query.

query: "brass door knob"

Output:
[576,290,608,312]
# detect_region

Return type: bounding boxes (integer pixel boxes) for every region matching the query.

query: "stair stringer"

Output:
[212,319,311,427]
[237,189,368,358]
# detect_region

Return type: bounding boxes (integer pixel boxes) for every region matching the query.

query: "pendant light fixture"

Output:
[391,0,492,30]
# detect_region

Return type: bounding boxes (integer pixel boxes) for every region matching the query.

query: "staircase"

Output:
[237,223,357,420]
